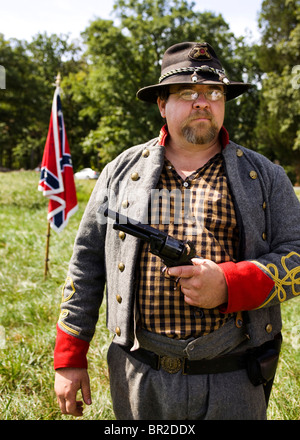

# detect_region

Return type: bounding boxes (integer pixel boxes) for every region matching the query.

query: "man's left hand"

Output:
[167,259,228,309]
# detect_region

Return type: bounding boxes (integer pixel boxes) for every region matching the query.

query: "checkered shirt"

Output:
[137,136,239,339]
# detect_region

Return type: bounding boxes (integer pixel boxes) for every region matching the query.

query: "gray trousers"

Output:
[107,321,267,420]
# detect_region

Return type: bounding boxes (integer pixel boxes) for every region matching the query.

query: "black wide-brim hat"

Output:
[137,42,251,103]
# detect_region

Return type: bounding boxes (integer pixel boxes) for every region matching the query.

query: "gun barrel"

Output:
[99,205,161,242]
[100,206,132,225]
[99,205,197,266]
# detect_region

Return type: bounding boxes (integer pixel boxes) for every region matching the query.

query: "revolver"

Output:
[100,206,197,268]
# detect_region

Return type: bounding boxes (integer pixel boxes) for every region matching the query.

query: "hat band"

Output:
[159,65,230,85]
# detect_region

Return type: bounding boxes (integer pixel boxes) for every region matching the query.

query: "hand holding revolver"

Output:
[100,206,228,309]
[167,259,228,309]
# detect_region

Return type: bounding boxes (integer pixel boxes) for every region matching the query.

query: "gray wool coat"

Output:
[58,138,300,352]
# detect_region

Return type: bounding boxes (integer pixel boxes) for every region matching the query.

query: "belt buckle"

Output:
[160,356,182,374]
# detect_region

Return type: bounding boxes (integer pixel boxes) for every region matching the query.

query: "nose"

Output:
[192,92,210,109]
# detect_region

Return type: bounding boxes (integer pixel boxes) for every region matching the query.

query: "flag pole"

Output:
[44,220,51,278]
[43,72,61,279]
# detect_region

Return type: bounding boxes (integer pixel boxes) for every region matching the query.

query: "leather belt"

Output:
[120,345,247,375]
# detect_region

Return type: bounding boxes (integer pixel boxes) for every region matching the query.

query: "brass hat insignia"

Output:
[189,44,212,61]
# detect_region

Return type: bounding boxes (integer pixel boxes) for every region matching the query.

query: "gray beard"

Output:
[182,124,218,145]
[181,111,219,145]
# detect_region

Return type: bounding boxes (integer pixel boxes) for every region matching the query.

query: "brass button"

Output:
[118,262,125,272]
[249,170,258,180]
[119,231,126,240]
[115,327,121,337]
[265,324,273,334]
[236,148,243,157]
[142,149,150,158]
[262,232,267,241]
[121,200,129,208]
[262,201,267,210]
[116,295,122,304]
[131,172,139,181]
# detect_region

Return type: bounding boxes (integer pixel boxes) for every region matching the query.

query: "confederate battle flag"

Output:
[38,85,78,232]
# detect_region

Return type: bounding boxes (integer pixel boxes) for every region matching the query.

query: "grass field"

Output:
[0,171,299,420]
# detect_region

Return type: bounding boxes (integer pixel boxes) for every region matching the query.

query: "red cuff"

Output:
[219,261,275,313]
[54,324,89,370]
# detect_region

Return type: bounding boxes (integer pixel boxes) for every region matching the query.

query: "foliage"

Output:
[0,33,82,170]
[256,0,300,180]
[0,0,299,180]
[1,0,263,172]
[73,0,261,167]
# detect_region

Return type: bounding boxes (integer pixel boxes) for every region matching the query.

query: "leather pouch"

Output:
[246,335,282,386]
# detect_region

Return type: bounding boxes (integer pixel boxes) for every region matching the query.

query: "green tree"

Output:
[256,0,300,182]
[0,35,36,169]
[0,0,263,171]
[69,0,259,168]
[0,33,81,170]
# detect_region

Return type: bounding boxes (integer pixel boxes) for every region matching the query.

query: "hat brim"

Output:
[137,77,251,103]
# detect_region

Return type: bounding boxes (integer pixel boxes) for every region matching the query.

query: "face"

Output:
[157,84,225,148]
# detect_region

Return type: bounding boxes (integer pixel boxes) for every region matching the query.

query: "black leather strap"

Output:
[120,345,247,375]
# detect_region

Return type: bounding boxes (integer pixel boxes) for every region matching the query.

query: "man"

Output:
[54,42,300,420]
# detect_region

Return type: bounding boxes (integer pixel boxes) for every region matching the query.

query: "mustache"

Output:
[183,110,213,124]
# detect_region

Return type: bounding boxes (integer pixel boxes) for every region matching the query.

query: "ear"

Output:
[157,97,166,118]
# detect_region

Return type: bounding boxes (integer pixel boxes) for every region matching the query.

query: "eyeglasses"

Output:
[170,89,226,102]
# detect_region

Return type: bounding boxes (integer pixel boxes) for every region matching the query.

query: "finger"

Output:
[167,265,197,278]
[180,284,195,299]
[178,273,201,291]
[182,291,200,307]
[183,294,194,306]
[55,380,79,416]
[57,395,67,414]
[179,277,202,301]
[65,398,84,417]
[81,375,92,406]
